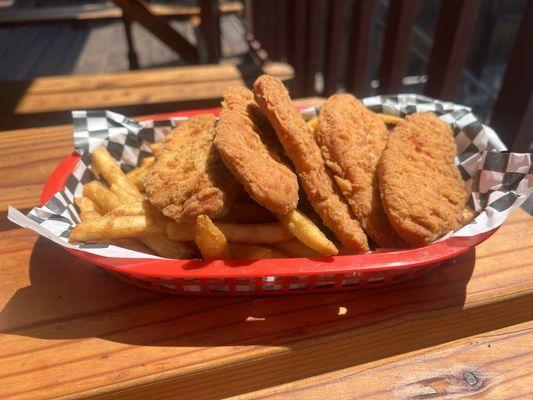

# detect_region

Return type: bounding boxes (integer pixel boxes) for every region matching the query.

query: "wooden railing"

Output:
[249,0,532,152]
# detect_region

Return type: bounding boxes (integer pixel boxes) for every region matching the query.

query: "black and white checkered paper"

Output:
[8,95,532,259]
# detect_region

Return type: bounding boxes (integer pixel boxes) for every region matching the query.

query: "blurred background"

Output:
[0,0,531,152]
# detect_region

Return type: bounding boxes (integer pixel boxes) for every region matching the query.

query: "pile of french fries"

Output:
[70,114,403,260]
[70,145,336,260]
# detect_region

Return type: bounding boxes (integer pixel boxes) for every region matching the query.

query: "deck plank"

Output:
[0,14,247,80]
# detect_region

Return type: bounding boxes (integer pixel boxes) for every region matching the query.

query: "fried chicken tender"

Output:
[317,94,406,248]
[220,86,288,160]
[215,87,299,214]
[253,75,369,252]
[379,112,466,245]
[145,114,237,223]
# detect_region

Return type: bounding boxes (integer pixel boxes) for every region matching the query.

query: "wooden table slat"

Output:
[1,62,293,96]
[234,321,533,399]
[0,97,531,400]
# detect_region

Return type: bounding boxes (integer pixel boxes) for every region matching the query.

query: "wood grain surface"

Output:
[0,62,294,130]
[235,321,533,399]
[1,63,294,114]
[0,2,243,26]
[0,98,531,399]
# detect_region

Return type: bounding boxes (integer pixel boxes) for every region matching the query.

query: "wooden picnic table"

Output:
[0,98,532,399]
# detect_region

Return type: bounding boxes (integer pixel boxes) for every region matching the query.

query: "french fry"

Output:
[75,197,103,222]
[75,195,152,252]
[166,222,196,241]
[142,156,155,167]
[141,235,196,259]
[223,202,275,223]
[307,117,318,130]
[126,157,155,190]
[195,215,231,259]
[70,214,166,242]
[462,207,476,226]
[376,113,403,125]
[83,180,122,211]
[107,200,192,258]
[91,147,127,184]
[92,147,143,203]
[106,199,161,217]
[273,239,322,258]
[110,181,144,204]
[229,243,287,260]
[150,143,161,156]
[82,177,182,257]
[167,221,293,243]
[107,202,146,216]
[276,209,338,256]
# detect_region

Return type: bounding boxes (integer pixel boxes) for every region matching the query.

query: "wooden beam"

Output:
[0,62,294,129]
[424,0,481,100]
[378,0,417,93]
[323,0,348,96]
[345,0,374,96]
[490,1,533,152]
[111,0,198,64]
[199,0,221,63]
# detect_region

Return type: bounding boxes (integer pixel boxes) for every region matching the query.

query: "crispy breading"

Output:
[145,114,237,223]
[317,94,406,248]
[379,112,466,245]
[253,75,369,252]
[215,87,299,214]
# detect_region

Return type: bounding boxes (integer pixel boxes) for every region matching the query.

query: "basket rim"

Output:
[40,107,496,279]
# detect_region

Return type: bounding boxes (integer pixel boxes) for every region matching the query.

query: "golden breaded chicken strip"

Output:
[379,112,466,245]
[253,75,369,252]
[317,94,406,248]
[221,86,286,159]
[145,114,237,223]
[215,87,299,214]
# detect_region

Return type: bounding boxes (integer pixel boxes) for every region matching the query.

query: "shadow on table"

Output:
[3,237,477,343]
[2,236,529,386]
[3,237,531,396]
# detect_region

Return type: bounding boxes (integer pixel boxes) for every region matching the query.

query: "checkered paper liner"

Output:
[8,95,532,259]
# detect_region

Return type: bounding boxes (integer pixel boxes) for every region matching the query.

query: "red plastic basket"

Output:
[41,108,497,296]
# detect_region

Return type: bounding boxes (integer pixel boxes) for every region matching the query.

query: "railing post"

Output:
[377,0,417,94]
[490,1,533,152]
[199,0,221,63]
[424,0,480,100]
[323,0,348,96]
[345,0,374,96]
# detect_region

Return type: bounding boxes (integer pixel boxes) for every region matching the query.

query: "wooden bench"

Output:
[0,1,244,65]
[0,1,243,27]
[0,62,294,130]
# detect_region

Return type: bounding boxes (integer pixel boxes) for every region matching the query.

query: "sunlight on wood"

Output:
[246,316,266,322]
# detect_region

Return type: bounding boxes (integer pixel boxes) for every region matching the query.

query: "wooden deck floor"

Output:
[0,1,249,81]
